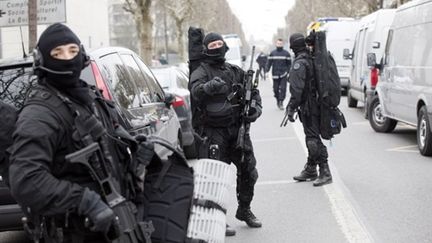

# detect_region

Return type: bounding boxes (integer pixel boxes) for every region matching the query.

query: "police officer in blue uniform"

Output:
[266,38,292,109]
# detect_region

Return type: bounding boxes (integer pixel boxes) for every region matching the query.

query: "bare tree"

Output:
[124,0,153,64]
[163,0,193,61]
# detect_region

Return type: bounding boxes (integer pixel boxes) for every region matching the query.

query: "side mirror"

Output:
[372,42,380,49]
[241,55,246,62]
[343,49,352,60]
[367,53,377,67]
[164,92,175,107]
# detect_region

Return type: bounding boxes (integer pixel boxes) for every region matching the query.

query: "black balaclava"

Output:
[203,32,229,65]
[37,23,85,90]
[289,33,307,56]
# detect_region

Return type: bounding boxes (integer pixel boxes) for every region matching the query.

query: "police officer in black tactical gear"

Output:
[266,38,292,110]
[9,23,154,242]
[286,33,332,187]
[190,32,263,236]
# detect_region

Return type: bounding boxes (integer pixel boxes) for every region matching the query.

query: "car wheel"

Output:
[347,87,358,108]
[417,106,432,156]
[368,96,397,133]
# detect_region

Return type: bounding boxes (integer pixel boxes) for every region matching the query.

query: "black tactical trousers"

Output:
[202,126,258,206]
[273,77,288,102]
[301,111,328,165]
[258,65,265,79]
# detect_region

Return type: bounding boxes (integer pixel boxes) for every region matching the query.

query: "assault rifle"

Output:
[236,46,259,162]
[65,110,154,243]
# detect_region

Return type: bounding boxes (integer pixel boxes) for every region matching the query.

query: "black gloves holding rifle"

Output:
[244,105,262,123]
[203,77,229,95]
[134,134,155,166]
[286,106,297,122]
[78,188,118,234]
[133,134,155,189]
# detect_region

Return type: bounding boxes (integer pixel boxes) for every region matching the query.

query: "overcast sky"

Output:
[227,0,295,43]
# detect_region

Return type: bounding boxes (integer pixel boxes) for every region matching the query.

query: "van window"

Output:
[384,30,393,65]
[135,57,165,103]
[356,29,367,76]
[99,53,140,109]
[120,54,152,104]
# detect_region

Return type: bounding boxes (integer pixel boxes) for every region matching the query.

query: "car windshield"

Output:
[0,65,37,109]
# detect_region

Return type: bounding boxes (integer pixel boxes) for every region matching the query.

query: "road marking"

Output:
[386,145,418,153]
[255,179,297,186]
[350,121,369,126]
[291,120,374,243]
[252,137,297,143]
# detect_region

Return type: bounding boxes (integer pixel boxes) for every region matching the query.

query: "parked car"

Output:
[84,47,182,157]
[223,34,246,68]
[367,0,432,156]
[343,9,396,117]
[0,56,35,231]
[151,66,196,157]
[0,47,182,231]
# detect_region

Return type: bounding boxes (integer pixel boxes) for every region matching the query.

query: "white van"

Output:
[222,34,244,68]
[344,9,396,115]
[369,0,432,156]
[308,18,359,89]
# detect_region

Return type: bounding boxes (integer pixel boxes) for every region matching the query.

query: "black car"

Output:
[0,56,35,231]
[0,47,182,231]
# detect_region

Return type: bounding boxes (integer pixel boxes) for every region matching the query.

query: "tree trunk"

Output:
[176,20,185,61]
[28,0,37,52]
[137,5,153,65]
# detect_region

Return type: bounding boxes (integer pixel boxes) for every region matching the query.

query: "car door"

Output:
[133,55,180,147]
[97,52,157,137]
[387,27,415,122]
[353,28,367,100]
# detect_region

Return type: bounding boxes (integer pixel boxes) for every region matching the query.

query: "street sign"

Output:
[0,0,66,27]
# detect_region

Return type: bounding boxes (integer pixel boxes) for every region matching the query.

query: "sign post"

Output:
[28,0,37,52]
[0,0,66,27]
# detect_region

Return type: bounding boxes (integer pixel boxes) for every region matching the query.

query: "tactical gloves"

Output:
[134,134,155,166]
[244,105,262,123]
[203,77,229,95]
[133,135,155,193]
[286,106,297,122]
[78,188,118,234]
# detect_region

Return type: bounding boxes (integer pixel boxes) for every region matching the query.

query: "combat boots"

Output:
[293,163,318,181]
[235,205,262,228]
[313,163,333,187]
[278,101,284,110]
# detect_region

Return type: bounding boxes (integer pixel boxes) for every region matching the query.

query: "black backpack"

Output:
[142,137,194,243]
[312,31,347,140]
